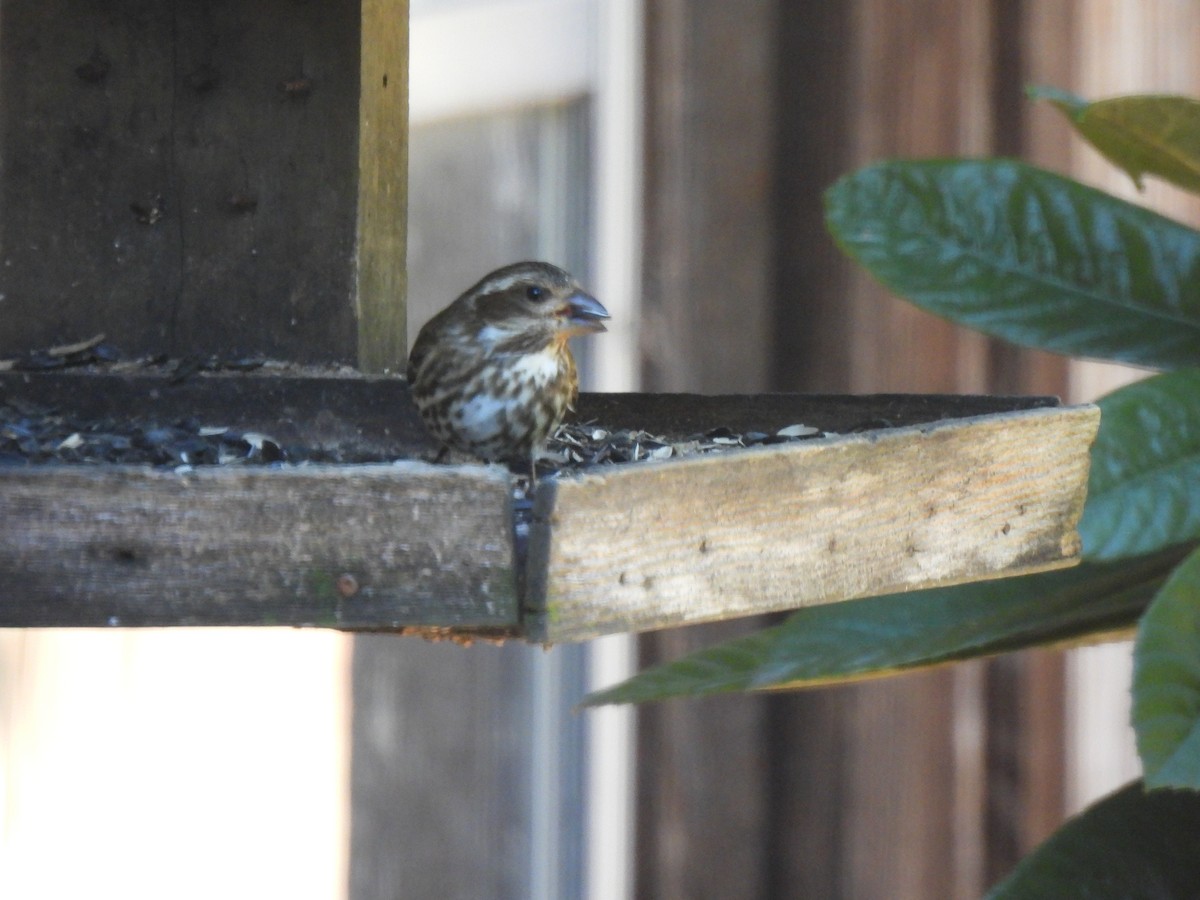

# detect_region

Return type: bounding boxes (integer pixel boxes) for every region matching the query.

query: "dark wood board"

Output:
[0,1,362,363]
[0,462,516,628]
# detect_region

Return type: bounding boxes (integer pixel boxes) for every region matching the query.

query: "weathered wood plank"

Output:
[356,0,409,374]
[0,1,364,362]
[0,463,516,628]
[525,404,1098,643]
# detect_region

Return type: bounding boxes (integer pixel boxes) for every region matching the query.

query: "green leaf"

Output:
[1134,547,1200,789]
[583,626,782,704]
[1030,86,1200,194]
[986,780,1200,899]
[824,159,1200,369]
[584,549,1188,706]
[1082,370,1200,559]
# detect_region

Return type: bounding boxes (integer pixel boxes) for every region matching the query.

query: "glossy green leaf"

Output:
[824,159,1200,369]
[1082,370,1200,559]
[584,550,1189,706]
[986,780,1200,899]
[584,626,782,705]
[1134,547,1200,789]
[1030,86,1200,194]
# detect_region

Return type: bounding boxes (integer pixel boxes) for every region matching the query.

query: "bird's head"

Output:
[463,261,609,349]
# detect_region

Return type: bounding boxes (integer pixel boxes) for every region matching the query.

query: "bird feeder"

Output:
[0,2,1097,641]
[0,369,1097,642]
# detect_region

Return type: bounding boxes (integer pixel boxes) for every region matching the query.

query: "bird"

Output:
[406,261,610,483]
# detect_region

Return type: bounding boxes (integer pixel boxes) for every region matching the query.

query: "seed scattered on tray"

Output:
[1,344,832,471]
[539,420,828,472]
[1,379,831,473]
[0,397,309,468]
[776,423,820,438]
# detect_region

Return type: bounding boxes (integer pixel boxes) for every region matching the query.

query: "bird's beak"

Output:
[563,291,610,334]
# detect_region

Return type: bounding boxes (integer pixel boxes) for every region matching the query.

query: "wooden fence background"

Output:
[636,2,1200,897]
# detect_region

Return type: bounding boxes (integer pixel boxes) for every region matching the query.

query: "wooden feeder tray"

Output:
[0,370,1098,643]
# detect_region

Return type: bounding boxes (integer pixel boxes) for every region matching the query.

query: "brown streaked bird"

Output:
[406,261,610,479]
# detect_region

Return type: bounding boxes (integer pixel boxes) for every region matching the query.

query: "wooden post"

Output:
[356,0,409,373]
[0,6,410,899]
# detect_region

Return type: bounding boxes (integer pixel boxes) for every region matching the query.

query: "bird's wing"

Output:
[405,326,436,384]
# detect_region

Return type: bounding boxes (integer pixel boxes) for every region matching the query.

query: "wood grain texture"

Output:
[0,463,516,628]
[847,0,996,398]
[527,404,1098,643]
[356,0,409,374]
[0,0,362,362]
[640,0,775,394]
[980,5,1078,887]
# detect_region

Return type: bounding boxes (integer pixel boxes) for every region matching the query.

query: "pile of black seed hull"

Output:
[0,394,325,468]
[0,394,828,472]
[545,420,823,469]
[1,339,831,471]
[0,342,365,467]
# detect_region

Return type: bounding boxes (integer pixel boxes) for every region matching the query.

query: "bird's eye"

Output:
[525,285,547,302]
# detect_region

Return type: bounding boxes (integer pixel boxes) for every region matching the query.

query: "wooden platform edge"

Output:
[0,462,518,629]
[522,404,1100,643]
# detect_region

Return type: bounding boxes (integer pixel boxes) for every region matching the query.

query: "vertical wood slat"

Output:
[771,1,856,393]
[350,639,536,900]
[846,0,995,397]
[356,0,409,373]
[639,0,776,394]
[980,1,1078,887]
[637,2,778,897]
[984,651,1068,886]
[766,23,863,900]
